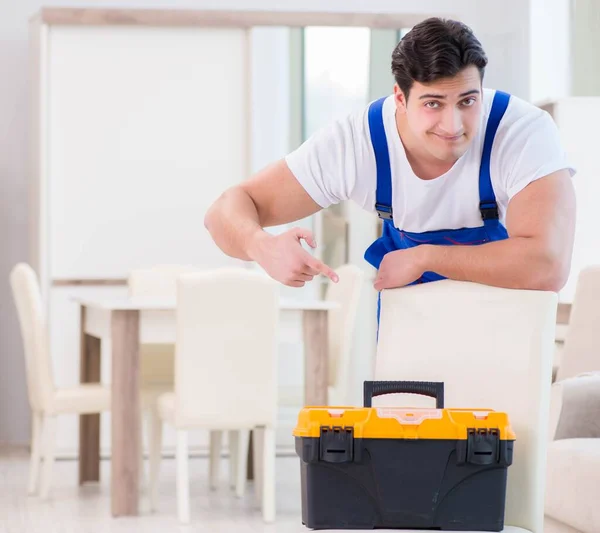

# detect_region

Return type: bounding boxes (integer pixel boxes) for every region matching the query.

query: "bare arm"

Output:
[204,159,338,286]
[375,169,576,291]
[424,169,575,290]
[204,159,321,260]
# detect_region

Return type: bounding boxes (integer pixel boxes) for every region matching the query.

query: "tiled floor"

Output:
[0,447,306,533]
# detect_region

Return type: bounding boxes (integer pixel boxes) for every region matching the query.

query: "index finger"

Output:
[306,255,339,283]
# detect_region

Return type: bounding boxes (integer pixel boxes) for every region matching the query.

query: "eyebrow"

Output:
[419,89,481,100]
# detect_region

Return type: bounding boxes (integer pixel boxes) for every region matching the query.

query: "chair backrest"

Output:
[9,263,55,412]
[556,266,600,381]
[128,264,198,298]
[325,264,365,404]
[374,280,557,533]
[174,267,279,428]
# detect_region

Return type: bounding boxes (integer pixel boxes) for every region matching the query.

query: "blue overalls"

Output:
[364,90,511,323]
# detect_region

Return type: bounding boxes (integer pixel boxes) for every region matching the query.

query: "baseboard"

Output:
[54,439,297,461]
[53,446,296,461]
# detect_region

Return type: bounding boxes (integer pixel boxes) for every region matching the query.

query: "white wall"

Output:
[529,0,571,104]
[571,0,600,96]
[1,0,533,445]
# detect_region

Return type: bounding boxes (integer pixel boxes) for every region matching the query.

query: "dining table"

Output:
[74,294,338,517]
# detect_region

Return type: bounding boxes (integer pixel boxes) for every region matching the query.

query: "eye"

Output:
[461,97,477,107]
[424,101,441,109]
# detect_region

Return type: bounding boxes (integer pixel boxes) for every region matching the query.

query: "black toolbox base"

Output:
[297,436,512,531]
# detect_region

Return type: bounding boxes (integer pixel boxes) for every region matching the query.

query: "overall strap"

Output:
[368,97,393,220]
[479,90,511,222]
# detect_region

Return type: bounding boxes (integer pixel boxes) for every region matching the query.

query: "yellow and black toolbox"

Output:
[293,381,515,531]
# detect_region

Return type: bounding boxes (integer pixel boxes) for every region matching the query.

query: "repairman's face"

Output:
[395,66,483,163]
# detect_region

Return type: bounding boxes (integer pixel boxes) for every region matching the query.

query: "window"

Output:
[303,27,371,139]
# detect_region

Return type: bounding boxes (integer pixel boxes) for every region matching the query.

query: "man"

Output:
[205,17,576,296]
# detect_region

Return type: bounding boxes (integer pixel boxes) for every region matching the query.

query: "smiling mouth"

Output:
[433,133,464,142]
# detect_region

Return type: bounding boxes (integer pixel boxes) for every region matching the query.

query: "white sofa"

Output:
[545,373,600,533]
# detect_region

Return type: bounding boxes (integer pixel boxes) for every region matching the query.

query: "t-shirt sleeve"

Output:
[497,110,576,200]
[284,113,362,209]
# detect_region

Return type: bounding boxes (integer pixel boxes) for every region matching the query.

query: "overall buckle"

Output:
[375,203,393,220]
[479,202,499,221]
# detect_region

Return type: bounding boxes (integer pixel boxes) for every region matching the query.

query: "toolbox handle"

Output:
[363,381,444,408]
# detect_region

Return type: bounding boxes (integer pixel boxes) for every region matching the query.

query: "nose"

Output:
[439,107,463,137]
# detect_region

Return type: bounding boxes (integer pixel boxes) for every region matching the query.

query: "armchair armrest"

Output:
[550,372,600,440]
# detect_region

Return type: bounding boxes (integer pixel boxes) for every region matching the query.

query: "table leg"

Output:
[111,310,140,517]
[303,309,329,406]
[79,306,101,484]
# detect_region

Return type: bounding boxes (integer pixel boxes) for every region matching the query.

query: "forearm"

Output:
[421,236,569,291]
[204,188,267,261]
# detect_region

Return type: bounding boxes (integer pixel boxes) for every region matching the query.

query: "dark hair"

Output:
[391,18,488,99]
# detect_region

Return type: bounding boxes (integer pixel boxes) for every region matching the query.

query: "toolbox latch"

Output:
[319,426,354,463]
[466,428,500,465]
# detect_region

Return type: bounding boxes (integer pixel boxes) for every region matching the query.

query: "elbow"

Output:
[203,204,214,232]
[529,251,570,293]
[204,193,223,232]
[204,186,244,232]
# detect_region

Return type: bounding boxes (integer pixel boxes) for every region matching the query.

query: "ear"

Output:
[393,84,408,113]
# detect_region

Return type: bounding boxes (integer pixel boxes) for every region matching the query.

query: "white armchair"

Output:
[555,266,600,382]
[545,373,600,533]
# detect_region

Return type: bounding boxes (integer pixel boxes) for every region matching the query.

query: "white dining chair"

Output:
[374,280,557,533]
[148,267,279,523]
[10,263,112,499]
[325,264,365,406]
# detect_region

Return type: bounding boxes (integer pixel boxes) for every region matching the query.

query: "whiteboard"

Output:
[48,26,250,278]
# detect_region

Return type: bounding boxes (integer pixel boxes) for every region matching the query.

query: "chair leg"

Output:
[209,430,222,490]
[228,430,239,490]
[235,430,250,499]
[252,426,265,505]
[28,412,43,495]
[176,430,190,523]
[262,427,275,523]
[39,416,57,500]
[148,410,163,512]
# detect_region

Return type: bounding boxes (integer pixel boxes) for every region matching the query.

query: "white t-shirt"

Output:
[285,88,575,233]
